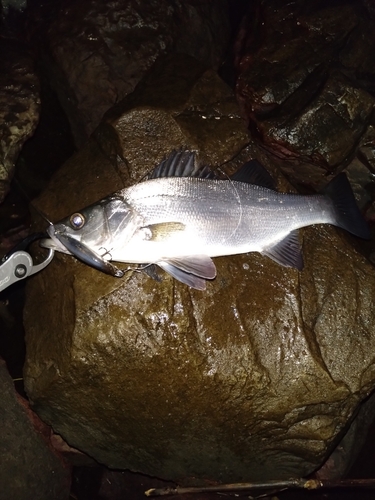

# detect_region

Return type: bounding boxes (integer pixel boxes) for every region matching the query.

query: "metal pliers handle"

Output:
[0,233,54,292]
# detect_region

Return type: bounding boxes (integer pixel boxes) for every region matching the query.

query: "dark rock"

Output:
[0,358,70,500]
[97,469,175,500]
[23,54,375,484]
[235,0,375,178]
[30,54,251,219]
[316,392,375,480]
[357,125,375,175]
[0,206,30,256]
[0,38,40,202]
[39,0,230,146]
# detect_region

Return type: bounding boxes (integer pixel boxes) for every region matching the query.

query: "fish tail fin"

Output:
[323,173,371,239]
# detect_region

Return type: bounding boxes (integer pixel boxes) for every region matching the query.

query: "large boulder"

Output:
[24,54,375,484]
[0,38,40,202]
[35,0,230,146]
[0,359,70,500]
[235,0,375,184]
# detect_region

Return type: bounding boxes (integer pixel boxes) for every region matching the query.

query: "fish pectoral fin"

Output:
[262,230,303,270]
[157,255,217,289]
[145,222,186,241]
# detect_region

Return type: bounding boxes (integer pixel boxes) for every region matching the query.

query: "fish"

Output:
[41,150,371,290]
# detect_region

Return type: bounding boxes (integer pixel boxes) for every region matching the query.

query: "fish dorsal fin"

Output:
[231,159,276,190]
[262,230,303,270]
[145,222,186,241]
[148,150,216,180]
[157,255,217,289]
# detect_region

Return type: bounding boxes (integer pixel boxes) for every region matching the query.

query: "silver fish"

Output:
[42,150,370,290]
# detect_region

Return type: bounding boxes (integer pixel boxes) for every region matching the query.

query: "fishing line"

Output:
[121,263,153,274]
[13,175,53,227]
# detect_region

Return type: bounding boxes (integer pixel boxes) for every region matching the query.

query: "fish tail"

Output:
[323,173,371,239]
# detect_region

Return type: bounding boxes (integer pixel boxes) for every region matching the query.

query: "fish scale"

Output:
[123,177,333,255]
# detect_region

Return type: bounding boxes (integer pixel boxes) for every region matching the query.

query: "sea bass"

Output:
[42,150,370,290]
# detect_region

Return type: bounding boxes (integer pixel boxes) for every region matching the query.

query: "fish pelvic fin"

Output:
[157,263,208,290]
[142,264,164,282]
[323,173,371,239]
[157,255,216,290]
[262,230,303,270]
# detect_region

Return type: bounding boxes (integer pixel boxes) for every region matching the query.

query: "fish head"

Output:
[45,204,106,253]
[41,196,139,275]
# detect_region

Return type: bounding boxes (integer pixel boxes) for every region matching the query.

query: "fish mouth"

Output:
[40,236,73,255]
[41,225,125,278]
[40,223,78,255]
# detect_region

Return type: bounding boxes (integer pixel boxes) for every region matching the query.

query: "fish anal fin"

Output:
[262,230,303,270]
[231,159,276,190]
[146,222,186,241]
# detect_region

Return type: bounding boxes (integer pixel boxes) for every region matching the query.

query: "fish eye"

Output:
[69,212,86,230]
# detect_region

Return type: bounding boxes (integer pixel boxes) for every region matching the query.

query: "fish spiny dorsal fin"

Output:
[148,150,217,180]
[230,159,277,190]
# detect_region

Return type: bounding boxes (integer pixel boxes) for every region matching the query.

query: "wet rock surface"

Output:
[316,392,375,480]
[0,38,40,202]
[23,53,375,484]
[0,358,70,500]
[37,0,230,146]
[235,0,375,183]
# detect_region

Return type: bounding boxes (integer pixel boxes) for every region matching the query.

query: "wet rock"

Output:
[39,0,230,146]
[316,392,375,480]
[0,358,70,500]
[0,200,30,256]
[345,159,374,210]
[31,54,250,218]
[0,38,40,202]
[235,0,375,179]
[23,54,375,484]
[357,125,375,175]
